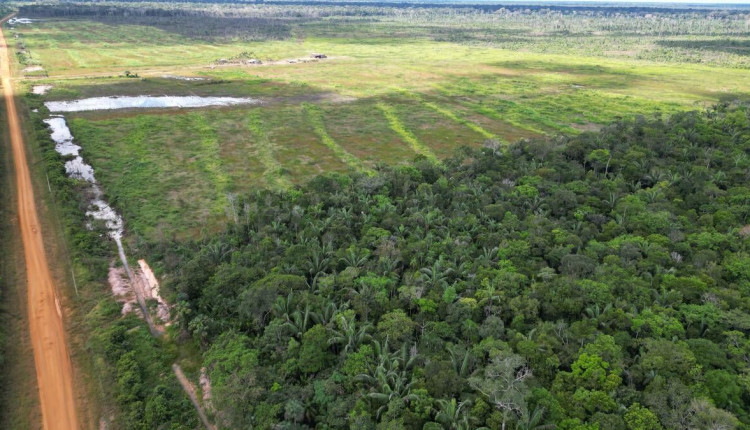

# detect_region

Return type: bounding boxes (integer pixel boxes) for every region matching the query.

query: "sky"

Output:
[491,0,750,5]
[460,0,750,4]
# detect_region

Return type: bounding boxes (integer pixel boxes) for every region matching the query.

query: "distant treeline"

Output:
[19,1,750,64]
[249,0,750,15]
[17,4,308,40]
[19,2,750,40]
[21,0,748,16]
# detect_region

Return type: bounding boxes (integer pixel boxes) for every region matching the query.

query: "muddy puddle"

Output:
[44,117,98,182]
[46,95,260,112]
[8,17,35,25]
[45,115,169,334]
[161,74,208,81]
[45,116,123,239]
[32,84,52,95]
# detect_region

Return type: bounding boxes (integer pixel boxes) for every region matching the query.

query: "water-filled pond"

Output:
[45,95,260,112]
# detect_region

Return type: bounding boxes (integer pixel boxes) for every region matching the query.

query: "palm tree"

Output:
[347,282,377,321]
[434,398,472,430]
[478,279,501,316]
[364,339,418,378]
[420,257,453,289]
[584,303,613,329]
[447,345,472,378]
[642,188,664,204]
[358,361,418,419]
[284,304,313,339]
[733,152,746,167]
[602,192,619,209]
[272,292,295,320]
[516,406,556,430]
[306,248,330,291]
[270,219,284,234]
[328,315,373,356]
[203,242,232,264]
[313,301,348,327]
[525,195,545,213]
[478,246,499,266]
[378,256,401,277]
[341,247,370,269]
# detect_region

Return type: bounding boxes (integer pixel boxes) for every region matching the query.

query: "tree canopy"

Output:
[166,102,750,429]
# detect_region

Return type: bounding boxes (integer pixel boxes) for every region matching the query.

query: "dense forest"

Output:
[118,102,750,429]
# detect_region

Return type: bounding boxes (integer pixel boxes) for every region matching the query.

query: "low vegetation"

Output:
[13,2,750,237]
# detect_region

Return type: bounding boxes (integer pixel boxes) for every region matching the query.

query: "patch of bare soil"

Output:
[173,364,217,430]
[209,54,348,70]
[108,260,171,325]
[32,84,52,95]
[200,367,214,413]
[22,66,43,73]
[108,266,140,316]
[136,259,170,324]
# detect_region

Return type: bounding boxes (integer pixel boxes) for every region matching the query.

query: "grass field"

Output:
[11,9,750,239]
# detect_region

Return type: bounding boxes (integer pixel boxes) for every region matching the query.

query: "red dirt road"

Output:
[0,15,80,430]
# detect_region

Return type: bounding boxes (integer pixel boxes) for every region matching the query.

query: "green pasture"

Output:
[16,18,750,238]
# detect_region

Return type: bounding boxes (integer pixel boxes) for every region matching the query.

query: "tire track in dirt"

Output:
[172,364,217,430]
[0,14,79,430]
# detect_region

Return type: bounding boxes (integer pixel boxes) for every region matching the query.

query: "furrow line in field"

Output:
[247,110,291,189]
[376,102,439,164]
[395,88,501,142]
[190,113,233,212]
[302,103,374,175]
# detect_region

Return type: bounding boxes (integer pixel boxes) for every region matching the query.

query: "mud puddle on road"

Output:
[46,95,260,112]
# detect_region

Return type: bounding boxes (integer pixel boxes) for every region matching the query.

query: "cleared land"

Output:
[12,6,750,239]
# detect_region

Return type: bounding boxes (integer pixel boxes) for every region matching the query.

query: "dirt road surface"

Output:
[0,14,80,430]
[173,364,217,430]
